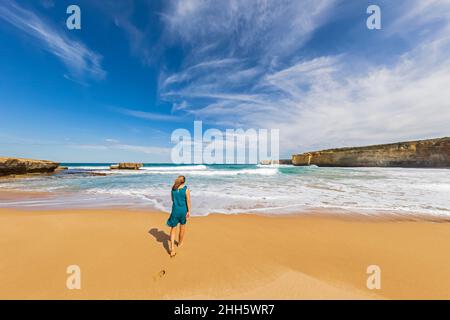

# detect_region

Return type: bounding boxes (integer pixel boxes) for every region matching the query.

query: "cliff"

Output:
[292,137,450,168]
[0,157,60,176]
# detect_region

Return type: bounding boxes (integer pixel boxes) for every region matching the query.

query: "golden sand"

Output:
[0,207,449,299]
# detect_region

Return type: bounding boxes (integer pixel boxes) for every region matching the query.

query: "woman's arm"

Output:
[186,188,191,219]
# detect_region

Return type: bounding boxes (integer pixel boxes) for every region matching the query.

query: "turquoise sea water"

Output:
[1,163,449,217]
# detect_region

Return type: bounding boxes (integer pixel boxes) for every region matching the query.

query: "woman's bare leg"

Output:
[178,224,186,247]
[169,227,176,256]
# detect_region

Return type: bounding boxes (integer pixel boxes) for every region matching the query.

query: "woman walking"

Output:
[167,175,190,257]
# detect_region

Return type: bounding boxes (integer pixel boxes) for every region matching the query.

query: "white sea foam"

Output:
[1,165,450,217]
[91,166,278,176]
[67,166,111,170]
[140,165,208,171]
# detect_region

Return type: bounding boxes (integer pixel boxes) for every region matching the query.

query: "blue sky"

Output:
[1,0,449,162]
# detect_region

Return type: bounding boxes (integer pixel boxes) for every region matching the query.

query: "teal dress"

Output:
[167,185,188,227]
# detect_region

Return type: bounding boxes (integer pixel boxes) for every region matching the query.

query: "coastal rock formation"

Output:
[259,159,292,165]
[0,157,60,176]
[292,137,450,168]
[110,163,143,170]
[278,159,293,165]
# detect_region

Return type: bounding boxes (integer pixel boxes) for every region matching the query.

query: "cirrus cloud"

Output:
[158,0,450,156]
[0,1,106,80]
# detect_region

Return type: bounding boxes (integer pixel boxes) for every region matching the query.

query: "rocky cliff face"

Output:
[292,137,450,168]
[0,157,60,176]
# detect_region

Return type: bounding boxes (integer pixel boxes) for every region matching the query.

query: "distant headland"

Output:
[291,137,450,168]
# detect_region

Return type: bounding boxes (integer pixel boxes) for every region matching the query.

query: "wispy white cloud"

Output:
[183,43,450,153]
[158,0,338,122]
[162,0,335,62]
[261,48,450,153]
[113,106,183,122]
[113,13,153,65]
[63,74,90,87]
[159,0,450,155]
[92,0,158,66]
[105,138,120,144]
[162,58,241,88]
[0,1,106,80]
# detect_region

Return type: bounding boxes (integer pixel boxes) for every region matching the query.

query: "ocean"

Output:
[1,163,449,218]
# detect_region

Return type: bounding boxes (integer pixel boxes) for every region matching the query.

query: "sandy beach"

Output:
[2,0,450,304]
[1,203,449,300]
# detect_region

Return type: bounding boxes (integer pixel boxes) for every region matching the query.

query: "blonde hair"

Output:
[172,175,186,190]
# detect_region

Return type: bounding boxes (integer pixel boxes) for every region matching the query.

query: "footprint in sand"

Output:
[153,270,166,281]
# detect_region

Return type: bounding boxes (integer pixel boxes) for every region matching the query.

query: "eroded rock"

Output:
[292,137,450,168]
[0,157,60,176]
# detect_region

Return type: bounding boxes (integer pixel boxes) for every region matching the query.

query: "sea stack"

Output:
[110,163,143,170]
[0,157,60,176]
[259,159,292,165]
[292,137,450,168]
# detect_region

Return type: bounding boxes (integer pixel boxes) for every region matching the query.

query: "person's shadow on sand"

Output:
[148,228,170,254]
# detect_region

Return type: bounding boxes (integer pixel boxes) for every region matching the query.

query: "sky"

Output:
[0,0,449,162]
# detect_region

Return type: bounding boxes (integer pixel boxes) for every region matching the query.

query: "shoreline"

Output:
[1,188,449,222]
[0,207,449,299]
